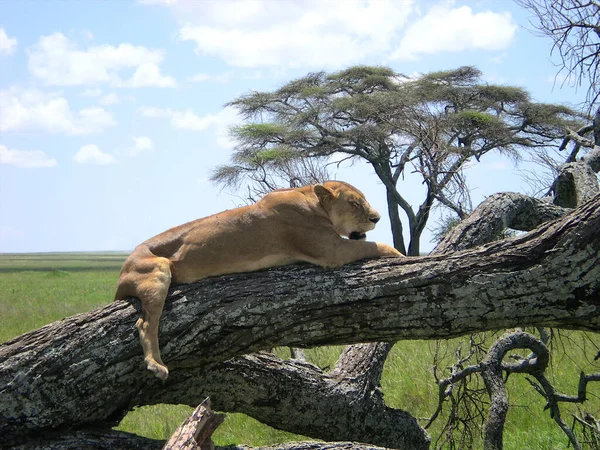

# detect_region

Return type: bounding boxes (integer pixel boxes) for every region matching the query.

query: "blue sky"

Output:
[0,0,587,253]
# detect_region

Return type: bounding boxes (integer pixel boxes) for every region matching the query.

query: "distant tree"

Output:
[213,66,582,255]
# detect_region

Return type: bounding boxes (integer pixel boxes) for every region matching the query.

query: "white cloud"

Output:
[160,0,516,67]
[82,88,103,97]
[73,144,115,165]
[0,28,18,56]
[390,2,517,60]
[138,106,238,147]
[99,92,120,106]
[176,0,414,68]
[138,106,220,130]
[0,145,57,168]
[131,136,154,155]
[0,87,116,135]
[122,63,176,88]
[28,32,176,87]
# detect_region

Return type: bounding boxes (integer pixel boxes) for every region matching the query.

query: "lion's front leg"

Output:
[301,238,403,269]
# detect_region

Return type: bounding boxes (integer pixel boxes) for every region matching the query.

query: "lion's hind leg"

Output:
[130,256,172,381]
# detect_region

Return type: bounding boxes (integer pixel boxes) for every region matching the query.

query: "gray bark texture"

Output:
[433,192,571,254]
[141,345,426,449]
[552,144,600,208]
[1,193,600,449]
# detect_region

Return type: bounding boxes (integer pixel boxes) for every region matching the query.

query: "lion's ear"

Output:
[314,184,336,208]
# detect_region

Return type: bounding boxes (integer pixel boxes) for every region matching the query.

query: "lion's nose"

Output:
[369,216,380,224]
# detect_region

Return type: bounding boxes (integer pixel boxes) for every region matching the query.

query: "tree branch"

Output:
[433,192,571,254]
[137,350,428,450]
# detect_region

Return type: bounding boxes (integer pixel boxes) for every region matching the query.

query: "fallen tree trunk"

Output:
[1,194,600,448]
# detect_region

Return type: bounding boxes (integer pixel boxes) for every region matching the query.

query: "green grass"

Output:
[0,253,127,341]
[0,252,598,449]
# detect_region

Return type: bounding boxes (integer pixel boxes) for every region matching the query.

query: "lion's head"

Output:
[314,181,381,240]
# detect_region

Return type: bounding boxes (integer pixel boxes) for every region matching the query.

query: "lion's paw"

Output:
[146,359,169,381]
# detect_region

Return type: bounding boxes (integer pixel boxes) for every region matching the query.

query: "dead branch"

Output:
[163,399,224,450]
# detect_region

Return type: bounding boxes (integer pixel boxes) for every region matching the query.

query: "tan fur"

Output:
[115,181,403,380]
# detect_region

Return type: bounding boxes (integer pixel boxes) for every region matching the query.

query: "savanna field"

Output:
[0,252,598,449]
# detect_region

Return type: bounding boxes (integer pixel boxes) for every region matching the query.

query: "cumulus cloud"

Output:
[73,144,115,165]
[138,106,221,130]
[138,106,238,147]
[0,145,57,168]
[98,92,120,106]
[144,0,516,68]
[28,33,176,87]
[131,136,154,155]
[0,87,116,135]
[390,2,517,60]
[0,28,17,56]
[177,0,414,68]
[82,88,103,97]
[121,63,176,88]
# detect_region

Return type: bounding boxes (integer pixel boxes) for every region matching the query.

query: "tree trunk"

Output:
[1,194,599,448]
[408,190,435,257]
[386,187,407,254]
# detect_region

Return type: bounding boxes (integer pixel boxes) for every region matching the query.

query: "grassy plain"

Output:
[0,252,598,449]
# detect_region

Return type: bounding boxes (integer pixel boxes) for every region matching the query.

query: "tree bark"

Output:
[1,194,600,448]
[385,187,407,255]
[6,429,164,450]
[552,144,600,208]
[140,349,427,450]
[433,192,571,254]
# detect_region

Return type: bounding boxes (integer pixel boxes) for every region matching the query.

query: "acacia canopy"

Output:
[214,66,582,255]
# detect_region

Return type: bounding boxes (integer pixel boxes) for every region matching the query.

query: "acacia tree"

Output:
[213,65,582,255]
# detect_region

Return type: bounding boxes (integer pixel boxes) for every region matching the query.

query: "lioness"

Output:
[115,181,403,380]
